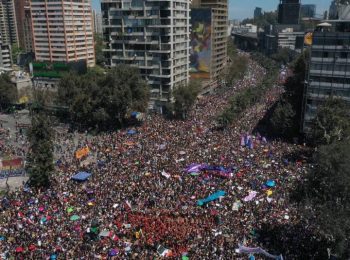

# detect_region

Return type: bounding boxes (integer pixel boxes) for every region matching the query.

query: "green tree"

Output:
[271,48,295,65]
[303,140,350,258]
[26,112,54,188]
[218,54,278,128]
[101,65,149,123]
[57,65,148,129]
[221,55,248,87]
[270,100,296,137]
[310,98,350,145]
[0,73,17,110]
[227,39,238,60]
[11,43,23,64]
[57,72,82,107]
[173,80,201,119]
[268,50,309,138]
[94,33,105,66]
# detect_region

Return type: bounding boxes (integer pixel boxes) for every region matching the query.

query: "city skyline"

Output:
[91,0,332,20]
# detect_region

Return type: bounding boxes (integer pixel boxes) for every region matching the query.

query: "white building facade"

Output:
[101,0,190,110]
[0,33,11,68]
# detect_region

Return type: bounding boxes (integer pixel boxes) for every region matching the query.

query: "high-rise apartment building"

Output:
[278,0,301,25]
[190,0,228,82]
[254,7,262,20]
[302,21,350,132]
[0,33,11,68]
[329,0,338,19]
[30,0,95,67]
[14,0,33,52]
[300,4,316,18]
[101,0,190,110]
[92,10,103,35]
[0,0,18,45]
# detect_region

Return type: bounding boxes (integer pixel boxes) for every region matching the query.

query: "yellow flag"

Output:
[18,96,29,104]
[304,32,313,45]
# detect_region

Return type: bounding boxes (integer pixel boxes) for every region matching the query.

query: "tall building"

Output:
[191,0,228,83]
[277,27,304,51]
[30,0,95,67]
[14,0,33,52]
[92,10,103,35]
[278,0,301,25]
[101,0,190,110]
[302,21,350,132]
[300,4,316,18]
[329,0,337,19]
[0,0,18,45]
[254,7,262,20]
[0,33,11,68]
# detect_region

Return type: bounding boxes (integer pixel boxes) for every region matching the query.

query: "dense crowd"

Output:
[0,57,312,259]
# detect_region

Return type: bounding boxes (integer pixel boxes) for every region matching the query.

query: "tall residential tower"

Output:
[0,33,11,68]
[0,0,18,45]
[277,0,301,25]
[101,0,190,110]
[92,10,103,35]
[30,0,95,67]
[302,21,350,132]
[14,0,33,52]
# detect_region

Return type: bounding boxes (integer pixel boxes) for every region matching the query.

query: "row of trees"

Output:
[220,40,248,88]
[300,99,350,258]
[167,80,201,119]
[272,50,350,257]
[248,50,350,257]
[26,112,54,188]
[269,50,308,138]
[217,53,278,128]
[0,73,17,111]
[57,66,149,130]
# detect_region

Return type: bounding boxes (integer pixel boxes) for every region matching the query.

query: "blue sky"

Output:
[92,0,332,20]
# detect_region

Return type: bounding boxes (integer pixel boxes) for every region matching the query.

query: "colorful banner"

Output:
[190,8,212,79]
[236,244,283,259]
[243,191,257,202]
[0,158,23,170]
[197,190,226,206]
[0,169,25,179]
[75,147,90,159]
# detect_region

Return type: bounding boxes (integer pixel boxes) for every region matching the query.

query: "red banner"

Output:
[1,158,23,170]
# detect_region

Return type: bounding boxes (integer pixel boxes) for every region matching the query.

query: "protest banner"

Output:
[75,147,90,159]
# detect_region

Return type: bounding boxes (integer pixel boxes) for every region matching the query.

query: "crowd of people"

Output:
[0,57,314,259]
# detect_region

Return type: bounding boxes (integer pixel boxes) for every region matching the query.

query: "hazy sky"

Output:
[91,0,333,20]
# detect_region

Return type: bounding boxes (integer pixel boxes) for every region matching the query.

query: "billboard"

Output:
[31,60,87,78]
[190,8,212,80]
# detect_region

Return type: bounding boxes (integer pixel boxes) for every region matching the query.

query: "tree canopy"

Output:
[220,55,248,88]
[302,140,350,258]
[0,73,17,111]
[94,33,106,66]
[217,53,278,128]
[269,50,309,139]
[57,65,149,130]
[26,112,54,188]
[219,40,248,88]
[270,48,295,65]
[171,80,201,119]
[310,98,350,145]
